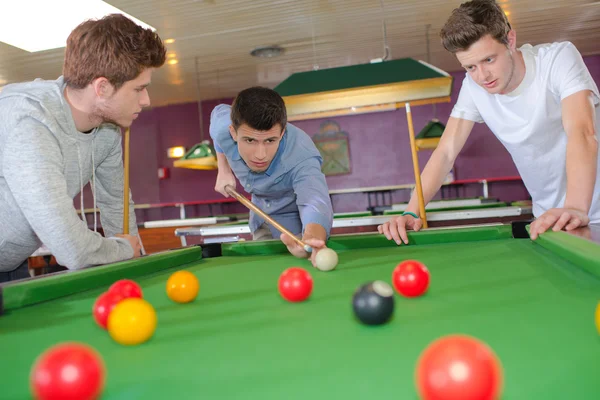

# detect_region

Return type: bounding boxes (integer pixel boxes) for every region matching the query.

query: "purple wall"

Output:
[291,78,527,212]
[127,99,249,221]
[75,54,600,218]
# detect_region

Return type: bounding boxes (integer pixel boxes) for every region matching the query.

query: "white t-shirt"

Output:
[451,42,600,222]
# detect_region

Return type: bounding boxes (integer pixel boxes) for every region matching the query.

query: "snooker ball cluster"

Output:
[350,260,430,326]
[30,271,200,400]
[92,279,157,346]
[277,247,340,302]
[348,259,505,400]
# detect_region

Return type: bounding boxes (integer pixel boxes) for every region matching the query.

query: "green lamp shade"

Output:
[173,141,218,170]
[274,58,454,121]
[415,119,446,150]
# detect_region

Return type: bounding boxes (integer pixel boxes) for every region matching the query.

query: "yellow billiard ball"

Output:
[166,270,199,303]
[107,298,157,346]
[596,302,600,335]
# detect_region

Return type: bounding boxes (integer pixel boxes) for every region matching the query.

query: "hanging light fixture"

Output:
[414,24,446,151]
[274,1,453,122]
[173,140,218,170]
[173,56,218,171]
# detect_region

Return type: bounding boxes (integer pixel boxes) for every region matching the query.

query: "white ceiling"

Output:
[0,0,599,107]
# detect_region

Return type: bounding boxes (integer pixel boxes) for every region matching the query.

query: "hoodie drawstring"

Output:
[75,140,98,233]
[76,144,85,222]
[92,138,97,232]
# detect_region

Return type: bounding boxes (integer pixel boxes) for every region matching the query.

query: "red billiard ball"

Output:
[278,267,313,302]
[392,260,430,297]
[108,279,143,299]
[30,342,105,400]
[93,291,125,329]
[416,335,503,400]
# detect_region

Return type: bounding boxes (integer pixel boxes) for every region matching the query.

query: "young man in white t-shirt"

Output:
[378,0,599,244]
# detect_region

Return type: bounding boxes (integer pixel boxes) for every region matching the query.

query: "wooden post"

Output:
[405,103,428,228]
[123,128,130,234]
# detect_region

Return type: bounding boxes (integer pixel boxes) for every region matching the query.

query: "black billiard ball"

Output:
[352,281,395,325]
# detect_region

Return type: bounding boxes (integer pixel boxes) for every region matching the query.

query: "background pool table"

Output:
[2,223,599,399]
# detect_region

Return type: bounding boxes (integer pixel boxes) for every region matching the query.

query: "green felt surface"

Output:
[1,226,599,399]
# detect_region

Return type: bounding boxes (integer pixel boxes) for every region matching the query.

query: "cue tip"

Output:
[304,244,313,253]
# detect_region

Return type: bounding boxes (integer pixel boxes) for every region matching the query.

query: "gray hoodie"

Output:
[0,76,138,272]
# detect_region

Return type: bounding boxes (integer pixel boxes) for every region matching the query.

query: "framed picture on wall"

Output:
[312,120,351,176]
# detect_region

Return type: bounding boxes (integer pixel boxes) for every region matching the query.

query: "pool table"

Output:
[384,201,512,214]
[175,202,533,245]
[389,197,503,212]
[2,222,599,399]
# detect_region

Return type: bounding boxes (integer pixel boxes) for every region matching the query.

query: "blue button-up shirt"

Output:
[209,104,333,238]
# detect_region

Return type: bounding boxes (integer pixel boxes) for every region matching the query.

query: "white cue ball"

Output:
[315,248,339,271]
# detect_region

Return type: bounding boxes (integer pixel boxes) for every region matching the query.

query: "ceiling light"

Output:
[250,45,284,58]
[0,1,155,53]
[165,38,176,44]
[168,59,179,65]
[167,146,186,159]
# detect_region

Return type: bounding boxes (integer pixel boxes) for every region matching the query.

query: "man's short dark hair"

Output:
[440,0,511,53]
[230,87,287,132]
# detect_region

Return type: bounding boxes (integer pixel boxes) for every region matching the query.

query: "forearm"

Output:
[302,223,327,242]
[217,152,233,174]
[564,132,598,213]
[403,117,473,217]
[5,170,134,269]
[98,190,138,237]
[294,160,334,237]
[405,149,454,215]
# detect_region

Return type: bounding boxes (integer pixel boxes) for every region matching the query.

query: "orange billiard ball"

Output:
[166,271,200,303]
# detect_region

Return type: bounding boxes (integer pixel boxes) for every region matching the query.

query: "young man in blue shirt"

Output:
[210,87,334,266]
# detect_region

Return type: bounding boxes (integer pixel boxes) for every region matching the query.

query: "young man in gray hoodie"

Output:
[0,14,167,282]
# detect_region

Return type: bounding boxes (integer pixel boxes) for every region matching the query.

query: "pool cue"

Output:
[224,185,313,253]
[405,103,428,228]
[123,128,130,235]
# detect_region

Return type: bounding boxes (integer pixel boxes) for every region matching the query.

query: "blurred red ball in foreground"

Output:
[416,335,503,400]
[30,342,105,400]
